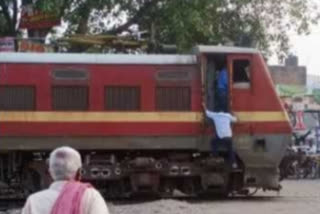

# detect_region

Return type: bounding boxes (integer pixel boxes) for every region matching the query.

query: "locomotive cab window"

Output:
[0,86,35,110]
[52,86,88,110]
[105,86,140,111]
[232,59,251,89]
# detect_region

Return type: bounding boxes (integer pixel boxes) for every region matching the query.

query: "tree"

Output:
[0,0,319,59]
[51,0,320,59]
[0,0,19,36]
[133,0,319,59]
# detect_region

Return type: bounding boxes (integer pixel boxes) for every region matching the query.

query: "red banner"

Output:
[19,4,60,29]
[18,40,53,52]
[293,111,306,131]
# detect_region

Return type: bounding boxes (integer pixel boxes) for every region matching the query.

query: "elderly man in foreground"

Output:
[22,146,109,214]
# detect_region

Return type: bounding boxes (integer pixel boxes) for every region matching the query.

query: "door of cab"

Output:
[227,54,253,133]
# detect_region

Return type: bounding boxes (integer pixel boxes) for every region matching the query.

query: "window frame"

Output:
[0,85,36,111]
[51,85,89,111]
[155,86,191,111]
[104,86,141,111]
[231,58,252,90]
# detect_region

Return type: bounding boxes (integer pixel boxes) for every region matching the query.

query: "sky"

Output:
[284,0,320,77]
[269,22,320,77]
[289,28,320,76]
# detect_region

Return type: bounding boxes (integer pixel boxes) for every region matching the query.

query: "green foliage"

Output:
[139,0,267,52]
[0,13,10,35]
[276,85,309,97]
[0,0,19,36]
[139,0,319,57]
[55,0,318,57]
[0,0,319,57]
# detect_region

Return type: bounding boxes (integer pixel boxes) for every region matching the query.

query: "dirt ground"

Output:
[4,180,320,214]
[108,180,320,214]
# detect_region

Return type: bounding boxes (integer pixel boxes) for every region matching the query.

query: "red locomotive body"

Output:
[0,46,291,197]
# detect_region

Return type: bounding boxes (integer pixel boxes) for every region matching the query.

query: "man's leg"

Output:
[225,138,236,167]
[211,137,219,157]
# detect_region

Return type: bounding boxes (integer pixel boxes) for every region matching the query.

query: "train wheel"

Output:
[159,179,174,198]
[21,168,42,194]
[103,180,131,199]
[178,177,202,196]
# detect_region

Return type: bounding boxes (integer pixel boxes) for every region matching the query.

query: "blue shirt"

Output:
[217,68,228,92]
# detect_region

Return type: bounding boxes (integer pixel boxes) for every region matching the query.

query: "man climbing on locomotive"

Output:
[202,102,238,168]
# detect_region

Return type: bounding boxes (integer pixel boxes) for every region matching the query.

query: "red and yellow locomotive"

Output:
[0,46,291,197]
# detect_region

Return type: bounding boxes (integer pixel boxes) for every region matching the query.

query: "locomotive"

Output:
[0,46,291,198]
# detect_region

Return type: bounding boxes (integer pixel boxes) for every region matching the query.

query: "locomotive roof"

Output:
[0,53,197,65]
[0,46,259,64]
[194,45,259,54]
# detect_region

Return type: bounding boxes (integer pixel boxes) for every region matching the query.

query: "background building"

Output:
[268,55,320,151]
[269,55,307,86]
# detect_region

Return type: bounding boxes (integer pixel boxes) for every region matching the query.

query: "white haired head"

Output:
[49,146,82,181]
